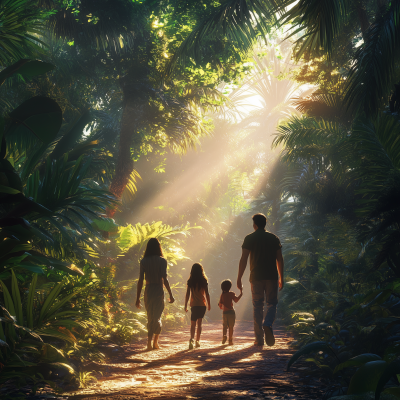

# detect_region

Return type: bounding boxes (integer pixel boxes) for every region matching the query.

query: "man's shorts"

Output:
[223,309,236,328]
[191,306,206,321]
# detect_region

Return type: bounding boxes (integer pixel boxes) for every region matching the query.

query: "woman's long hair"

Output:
[143,238,164,258]
[187,263,208,291]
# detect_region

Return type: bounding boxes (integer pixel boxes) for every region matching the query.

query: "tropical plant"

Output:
[0,270,83,393]
[285,281,400,397]
[0,0,46,65]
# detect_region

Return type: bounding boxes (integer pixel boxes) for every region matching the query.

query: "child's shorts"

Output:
[223,309,236,328]
[191,306,206,321]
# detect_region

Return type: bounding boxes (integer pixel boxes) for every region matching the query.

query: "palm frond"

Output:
[344,1,400,114]
[48,1,140,53]
[280,0,347,59]
[165,0,277,76]
[293,91,353,125]
[0,0,46,64]
[121,169,142,204]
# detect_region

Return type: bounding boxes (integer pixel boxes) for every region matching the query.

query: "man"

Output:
[237,213,284,346]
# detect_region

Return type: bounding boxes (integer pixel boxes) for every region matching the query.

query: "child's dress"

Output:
[190,284,207,321]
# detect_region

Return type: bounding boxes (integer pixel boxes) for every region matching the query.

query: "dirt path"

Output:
[66,321,324,399]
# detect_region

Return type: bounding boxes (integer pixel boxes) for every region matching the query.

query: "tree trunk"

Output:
[106,71,149,217]
[354,0,370,38]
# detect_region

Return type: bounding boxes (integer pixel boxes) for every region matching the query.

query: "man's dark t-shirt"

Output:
[242,229,282,282]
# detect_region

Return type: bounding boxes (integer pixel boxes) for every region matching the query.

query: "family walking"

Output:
[135,213,284,350]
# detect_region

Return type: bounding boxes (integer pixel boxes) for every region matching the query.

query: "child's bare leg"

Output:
[190,320,196,340]
[196,319,202,342]
[223,323,228,337]
[229,327,234,343]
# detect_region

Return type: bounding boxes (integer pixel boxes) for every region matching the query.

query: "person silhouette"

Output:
[136,238,175,350]
[237,213,284,346]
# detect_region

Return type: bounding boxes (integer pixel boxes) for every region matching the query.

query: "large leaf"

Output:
[92,217,119,232]
[7,96,62,144]
[334,354,382,374]
[375,360,400,400]
[287,341,333,371]
[348,360,387,395]
[40,343,68,364]
[0,184,19,194]
[0,59,54,86]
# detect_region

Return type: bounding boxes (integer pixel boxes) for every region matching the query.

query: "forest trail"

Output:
[66,321,324,400]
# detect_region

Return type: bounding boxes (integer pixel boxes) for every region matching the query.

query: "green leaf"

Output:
[26,274,37,329]
[335,354,382,375]
[38,281,64,323]
[375,360,400,400]
[8,96,62,144]
[0,184,20,194]
[11,270,23,325]
[40,343,67,363]
[348,360,387,395]
[0,59,54,86]
[92,217,119,232]
[16,264,44,275]
[36,328,77,344]
[0,279,16,316]
[287,341,333,371]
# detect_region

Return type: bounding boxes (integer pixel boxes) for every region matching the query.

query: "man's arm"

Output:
[276,248,284,291]
[237,248,250,290]
[135,277,144,308]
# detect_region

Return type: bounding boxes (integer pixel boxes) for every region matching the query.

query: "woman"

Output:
[135,238,175,350]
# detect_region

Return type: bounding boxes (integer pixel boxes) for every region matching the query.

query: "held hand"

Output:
[185,307,188,313]
[237,278,243,291]
[240,286,243,295]
[135,299,141,309]
[279,278,284,291]
[169,296,175,304]
[208,305,211,311]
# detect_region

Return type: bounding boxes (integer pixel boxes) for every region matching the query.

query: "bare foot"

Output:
[146,344,152,351]
[153,342,160,350]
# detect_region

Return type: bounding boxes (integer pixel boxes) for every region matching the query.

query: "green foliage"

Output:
[118,221,201,264]
[0,270,83,390]
[0,0,47,65]
[334,354,382,375]
[287,341,334,371]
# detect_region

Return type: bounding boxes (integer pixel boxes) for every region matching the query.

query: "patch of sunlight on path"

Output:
[65,321,324,400]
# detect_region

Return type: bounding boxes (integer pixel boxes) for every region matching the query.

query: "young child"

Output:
[218,279,243,345]
[184,263,211,349]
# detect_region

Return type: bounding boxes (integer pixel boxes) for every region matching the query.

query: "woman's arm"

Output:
[184,286,190,312]
[205,287,211,311]
[163,277,175,303]
[136,277,144,309]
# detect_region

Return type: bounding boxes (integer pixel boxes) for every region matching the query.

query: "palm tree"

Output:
[0,0,45,64]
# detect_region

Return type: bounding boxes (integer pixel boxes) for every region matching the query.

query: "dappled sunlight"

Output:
[65,321,320,399]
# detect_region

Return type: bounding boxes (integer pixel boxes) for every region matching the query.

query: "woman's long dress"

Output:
[139,255,167,337]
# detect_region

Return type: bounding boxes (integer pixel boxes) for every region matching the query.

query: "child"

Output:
[184,263,211,349]
[218,279,243,345]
